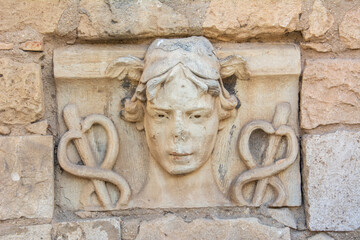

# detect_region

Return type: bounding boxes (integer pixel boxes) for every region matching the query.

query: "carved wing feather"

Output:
[105,56,144,81]
[220,55,250,80]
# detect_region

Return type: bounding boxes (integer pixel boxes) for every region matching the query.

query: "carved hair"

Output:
[105,37,249,126]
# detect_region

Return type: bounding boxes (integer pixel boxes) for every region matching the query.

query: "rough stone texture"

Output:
[300,42,332,52]
[122,219,140,240]
[302,130,360,231]
[78,0,189,40]
[308,233,335,240]
[0,135,54,220]
[135,215,290,240]
[0,0,70,34]
[0,224,52,240]
[268,208,297,229]
[0,42,13,50]
[0,58,44,124]
[302,0,334,40]
[203,0,302,41]
[53,218,121,240]
[339,8,360,49]
[0,125,10,135]
[20,41,44,52]
[25,120,48,135]
[301,59,360,129]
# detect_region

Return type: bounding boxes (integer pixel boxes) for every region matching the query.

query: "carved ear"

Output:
[105,56,144,81]
[219,55,250,80]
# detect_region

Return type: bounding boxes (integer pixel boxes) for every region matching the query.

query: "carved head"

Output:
[106,37,248,175]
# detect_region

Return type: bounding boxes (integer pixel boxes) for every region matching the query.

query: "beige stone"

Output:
[122,219,140,240]
[302,130,360,231]
[25,120,48,135]
[135,215,290,240]
[340,8,360,49]
[308,233,335,240]
[53,218,121,240]
[0,58,44,124]
[0,125,10,135]
[54,40,301,210]
[78,0,189,40]
[300,42,332,52]
[0,0,70,34]
[268,208,297,229]
[0,135,54,220]
[303,0,334,40]
[301,59,360,129]
[20,40,44,52]
[0,224,52,240]
[0,42,13,50]
[203,0,302,41]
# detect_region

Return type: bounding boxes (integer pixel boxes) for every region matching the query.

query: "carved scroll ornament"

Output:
[58,104,131,210]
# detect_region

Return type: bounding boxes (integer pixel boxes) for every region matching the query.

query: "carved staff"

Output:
[58,104,131,210]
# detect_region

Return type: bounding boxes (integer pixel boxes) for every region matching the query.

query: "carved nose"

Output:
[172,114,188,142]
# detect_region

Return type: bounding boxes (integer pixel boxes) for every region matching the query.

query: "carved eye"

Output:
[190,114,202,120]
[194,115,201,119]
[158,114,165,118]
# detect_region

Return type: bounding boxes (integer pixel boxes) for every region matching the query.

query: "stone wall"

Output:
[0,1,359,239]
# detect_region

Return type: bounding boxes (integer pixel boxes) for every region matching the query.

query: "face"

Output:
[144,66,220,175]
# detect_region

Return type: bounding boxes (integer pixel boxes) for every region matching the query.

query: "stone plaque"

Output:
[54,37,301,210]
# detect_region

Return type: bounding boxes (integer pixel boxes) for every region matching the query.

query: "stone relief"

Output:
[55,37,301,210]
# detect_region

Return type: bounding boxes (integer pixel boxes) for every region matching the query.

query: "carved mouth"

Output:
[170,152,192,157]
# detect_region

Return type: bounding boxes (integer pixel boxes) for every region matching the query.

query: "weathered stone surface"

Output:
[0,224,52,240]
[0,42,13,50]
[122,219,140,240]
[0,0,70,34]
[0,135,54,220]
[26,120,48,135]
[0,125,10,135]
[339,8,360,49]
[302,0,334,40]
[20,40,44,52]
[301,59,360,129]
[300,42,332,52]
[268,208,297,229]
[0,58,44,124]
[78,0,189,40]
[308,233,335,240]
[302,130,360,231]
[203,0,301,41]
[135,215,290,240]
[53,218,121,240]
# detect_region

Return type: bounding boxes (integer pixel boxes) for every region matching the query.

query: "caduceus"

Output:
[57,104,131,210]
[231,102,299,207]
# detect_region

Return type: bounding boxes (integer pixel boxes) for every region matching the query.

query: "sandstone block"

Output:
[53,218,121,240]
[20,41,44,52]
[340,8,360,49]
[300,42,332,52]
[0,0,70,34]
[203,0,301,41]
[302,0,334,40]
[0,135,54,220]
[135,215,290,240]
[308,233,334,240]
[268,208,297,229]
[78,0,189,40]
[0,224,52,240]
[0,42,13,50]
[301,59,360,129]
[302,130,360,231]
[26,120,48,135]
[0,58,44,124]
